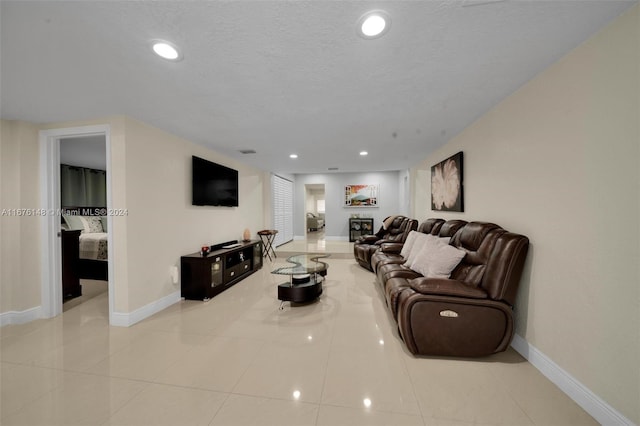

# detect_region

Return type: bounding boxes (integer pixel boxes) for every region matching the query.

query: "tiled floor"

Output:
[1,234,597,425]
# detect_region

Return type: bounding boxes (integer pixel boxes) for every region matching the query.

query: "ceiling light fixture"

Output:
[151,40,183,61]
[360,151,368,156]
[357,10,391,39]
[290,154,298,159]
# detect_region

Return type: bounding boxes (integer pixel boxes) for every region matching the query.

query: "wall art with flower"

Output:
[431,151,464,212]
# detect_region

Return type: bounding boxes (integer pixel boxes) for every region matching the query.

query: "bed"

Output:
[61,210,109,299]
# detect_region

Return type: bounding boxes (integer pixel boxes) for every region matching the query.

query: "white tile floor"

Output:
[1,233,597,425]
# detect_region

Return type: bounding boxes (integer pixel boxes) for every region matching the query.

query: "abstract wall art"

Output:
[344,184,378,207]
[431,151,464,212]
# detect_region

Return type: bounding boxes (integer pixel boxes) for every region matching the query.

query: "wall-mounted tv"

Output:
[192,155,239,207]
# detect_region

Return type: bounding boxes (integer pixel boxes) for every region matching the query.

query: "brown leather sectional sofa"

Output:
[357,217,529,357]
[353,216,418,271]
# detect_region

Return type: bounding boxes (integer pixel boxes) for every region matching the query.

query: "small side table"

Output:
[258,229,278,261]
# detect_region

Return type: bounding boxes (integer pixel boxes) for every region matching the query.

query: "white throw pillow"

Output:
[403,233,432,266]
[400,231,420,259]
[410,239,466,278]
[437,236,451,246]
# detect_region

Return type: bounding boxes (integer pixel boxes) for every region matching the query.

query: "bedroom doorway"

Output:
[39,125,114,323]
[59,135,108,312]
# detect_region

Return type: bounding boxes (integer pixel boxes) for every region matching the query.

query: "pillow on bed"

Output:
[62,214,84,231]
[63,215,103,233]
[81,216,104,233]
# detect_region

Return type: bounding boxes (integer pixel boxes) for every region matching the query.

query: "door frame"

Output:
[39,125,114,323]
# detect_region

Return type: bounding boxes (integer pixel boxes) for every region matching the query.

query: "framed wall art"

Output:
[344,184,378,207]
[431,151,464,212]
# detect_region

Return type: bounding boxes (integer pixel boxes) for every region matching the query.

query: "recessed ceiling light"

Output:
[360,151,368,156]
[357,11,391,39]
[290,154,298,159]
[151,40,183,61]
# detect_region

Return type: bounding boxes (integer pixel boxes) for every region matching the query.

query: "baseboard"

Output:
[110,291,181,327]
[511,334,634,426]
[0,306,43,327]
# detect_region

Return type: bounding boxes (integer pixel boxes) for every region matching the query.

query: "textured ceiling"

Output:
[1,1,635,174]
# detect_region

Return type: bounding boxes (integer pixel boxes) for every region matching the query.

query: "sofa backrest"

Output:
[483,231,530,305]
[449,221,529,306]
[376,216,418,242]
[438,219,467,238]
[417,218,445,235]
[416,218,467,237]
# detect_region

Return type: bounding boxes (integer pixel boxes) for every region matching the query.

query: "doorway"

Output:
[39,125,114,323]
[304,183,325,240]
[59,135,108,312]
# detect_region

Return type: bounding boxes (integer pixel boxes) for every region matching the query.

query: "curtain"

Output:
[60,164,106,207]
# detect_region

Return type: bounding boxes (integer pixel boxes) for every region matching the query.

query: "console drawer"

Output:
[224,260,252,282]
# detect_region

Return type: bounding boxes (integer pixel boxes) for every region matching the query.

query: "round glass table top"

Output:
[271,254,330,276]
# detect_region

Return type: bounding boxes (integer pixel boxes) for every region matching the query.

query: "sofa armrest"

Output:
[356,235,379,244]
[379,242,403,254]
[409,277,488,299]
[375,238,399,245]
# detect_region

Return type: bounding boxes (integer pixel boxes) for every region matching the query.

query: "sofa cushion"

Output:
[410,237,466,278]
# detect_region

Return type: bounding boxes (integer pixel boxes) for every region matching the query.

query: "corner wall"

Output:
[411,6,639,423]
[0,120,41,318]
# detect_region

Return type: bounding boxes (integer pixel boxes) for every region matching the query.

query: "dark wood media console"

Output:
[180,240,263,301]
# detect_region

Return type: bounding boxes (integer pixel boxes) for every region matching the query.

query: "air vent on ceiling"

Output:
[328,167,339,171]
[238,149,257,154]
[462,0,506,7]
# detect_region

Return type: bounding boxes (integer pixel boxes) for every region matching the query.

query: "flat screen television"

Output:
[192,155,239,207]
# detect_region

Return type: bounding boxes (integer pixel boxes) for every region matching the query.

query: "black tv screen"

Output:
[192,156,239,207]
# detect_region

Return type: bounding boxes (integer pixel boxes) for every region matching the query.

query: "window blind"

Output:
[272,175,293,247]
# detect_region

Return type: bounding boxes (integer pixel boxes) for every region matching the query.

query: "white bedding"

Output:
[79,232,108,260]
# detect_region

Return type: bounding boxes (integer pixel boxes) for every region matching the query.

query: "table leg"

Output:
[262,235,276,261]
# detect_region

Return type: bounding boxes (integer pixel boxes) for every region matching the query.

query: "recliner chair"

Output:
[353,216,417,271]
[395,222,530,357]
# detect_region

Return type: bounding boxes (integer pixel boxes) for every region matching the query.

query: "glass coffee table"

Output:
[271,254,329,310]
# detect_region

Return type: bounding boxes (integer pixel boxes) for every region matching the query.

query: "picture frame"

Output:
[344,184,378,207]
[431,151,464,212]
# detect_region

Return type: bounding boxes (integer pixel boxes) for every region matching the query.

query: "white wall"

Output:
[411,6,639,423]
[0,120,41,316]
[294,171,402,239]
[121,117,266,312]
